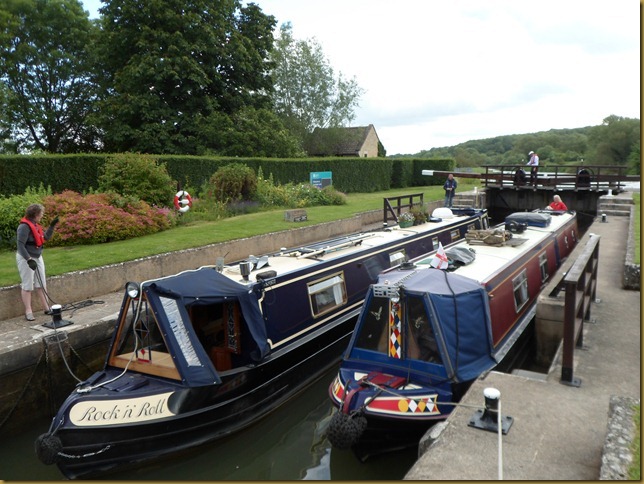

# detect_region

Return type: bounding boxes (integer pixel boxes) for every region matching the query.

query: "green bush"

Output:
[0,185,52,248]
[410,203,429,224]
[98,153,176,208]
[208,163,258,202]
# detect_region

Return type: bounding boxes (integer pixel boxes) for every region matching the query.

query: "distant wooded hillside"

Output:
[395,115,640,174]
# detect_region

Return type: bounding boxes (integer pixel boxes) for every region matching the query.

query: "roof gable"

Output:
[304,125,378,156]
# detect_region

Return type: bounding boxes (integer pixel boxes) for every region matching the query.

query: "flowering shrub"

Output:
[42,191,177,246]
[399,211,415,223]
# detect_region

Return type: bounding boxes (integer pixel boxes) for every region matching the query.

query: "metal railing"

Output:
[383,193,424,225]
[481,165,638,192]
[560,233,601,387]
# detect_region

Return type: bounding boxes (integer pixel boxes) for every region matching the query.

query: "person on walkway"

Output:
[443,174,457,208]
[16,203,59,321]
[527,150,539,186]
[546,194,568,211]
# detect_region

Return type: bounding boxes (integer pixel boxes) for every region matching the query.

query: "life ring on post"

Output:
[173,190,192,213]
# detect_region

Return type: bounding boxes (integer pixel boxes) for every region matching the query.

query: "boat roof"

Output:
[207,211,486,285]
[412,211,576,284]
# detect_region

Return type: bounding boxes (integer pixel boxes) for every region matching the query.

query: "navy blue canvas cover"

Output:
[378,267,496,382]
[146,267,270,384]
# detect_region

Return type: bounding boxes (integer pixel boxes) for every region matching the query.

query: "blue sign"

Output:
[310,171,332,188]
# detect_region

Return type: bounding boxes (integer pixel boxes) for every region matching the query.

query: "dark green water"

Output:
[0,365,417,480]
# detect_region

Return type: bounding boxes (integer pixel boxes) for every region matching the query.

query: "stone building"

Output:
[304,124,384,157]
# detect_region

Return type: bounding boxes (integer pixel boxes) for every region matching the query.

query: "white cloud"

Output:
[81,0,641,155]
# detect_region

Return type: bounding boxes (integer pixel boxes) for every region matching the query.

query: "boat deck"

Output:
[218,214,484,282]
[414,212,575,283]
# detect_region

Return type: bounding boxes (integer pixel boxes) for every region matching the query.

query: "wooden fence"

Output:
[560,233,601,386]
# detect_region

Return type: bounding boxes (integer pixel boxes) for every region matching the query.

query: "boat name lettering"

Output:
[69,392,175,426]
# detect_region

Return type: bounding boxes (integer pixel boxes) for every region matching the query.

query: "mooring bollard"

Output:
[468,387,513,434]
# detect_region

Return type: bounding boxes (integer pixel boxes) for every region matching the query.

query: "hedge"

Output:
[0,154,455,196]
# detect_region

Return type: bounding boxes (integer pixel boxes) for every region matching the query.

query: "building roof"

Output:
[304,124,377,156]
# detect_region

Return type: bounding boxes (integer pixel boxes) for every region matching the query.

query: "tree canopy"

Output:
[270,23,365,144]
[412,115,640,171]
[0,0,100,153]
[95,0,284,154]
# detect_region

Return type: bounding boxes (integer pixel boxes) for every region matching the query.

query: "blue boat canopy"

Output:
[380,267,496,382]
[144,267,270,384]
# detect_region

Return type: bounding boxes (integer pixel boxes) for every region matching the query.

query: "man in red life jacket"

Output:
[16,203,59,321]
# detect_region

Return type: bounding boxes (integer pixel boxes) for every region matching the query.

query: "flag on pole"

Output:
[430,242,449,270]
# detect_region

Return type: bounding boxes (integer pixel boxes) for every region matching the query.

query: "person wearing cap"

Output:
[526,150,539,186]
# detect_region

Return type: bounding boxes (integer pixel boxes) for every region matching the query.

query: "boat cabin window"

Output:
[109,293,251,378]
[308,272,347,317]
[450,230,460,242]
[354,295,439,363]
[539,252,549,283]
[432,236,438,249]
[389,250,406,266]
[513,269,529,311]
[109,296,181,380]
[190,301,245,373]
[406,297,440,362]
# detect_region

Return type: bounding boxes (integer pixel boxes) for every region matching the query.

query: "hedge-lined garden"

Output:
[0,154,455,250]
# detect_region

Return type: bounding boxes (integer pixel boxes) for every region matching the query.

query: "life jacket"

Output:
[20,217,45,248]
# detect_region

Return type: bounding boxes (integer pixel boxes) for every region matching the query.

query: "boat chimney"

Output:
[239,261,251,281]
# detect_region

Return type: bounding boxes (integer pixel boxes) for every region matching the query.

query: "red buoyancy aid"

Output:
[20,217,45,248]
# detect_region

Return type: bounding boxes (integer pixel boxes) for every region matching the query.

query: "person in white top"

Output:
[526,150,539,186]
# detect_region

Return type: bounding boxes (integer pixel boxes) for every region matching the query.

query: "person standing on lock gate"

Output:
[16,203,59,321]
[526,150,539,186]
[443,174,457,208]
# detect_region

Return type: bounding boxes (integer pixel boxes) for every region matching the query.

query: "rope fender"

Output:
[327,409,367,450]
[35,432,112,465]
[35,433,63,465]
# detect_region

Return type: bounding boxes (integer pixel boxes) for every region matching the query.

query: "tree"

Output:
[0,0,100,153]
[588,115,640,166]
[270,23,364,140]
[95,0,280,154]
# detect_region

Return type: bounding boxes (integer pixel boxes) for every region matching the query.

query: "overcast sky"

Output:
[81,0,640,155]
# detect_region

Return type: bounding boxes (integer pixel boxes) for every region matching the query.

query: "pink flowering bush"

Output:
[42,191,177,246]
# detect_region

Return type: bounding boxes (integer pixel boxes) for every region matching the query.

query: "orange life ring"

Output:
[173,190,192,213]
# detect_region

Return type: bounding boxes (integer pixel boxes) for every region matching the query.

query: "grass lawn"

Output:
[0,182,480,287]
[632,193,640,264]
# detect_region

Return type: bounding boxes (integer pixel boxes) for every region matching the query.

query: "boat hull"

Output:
[47,314,354,479]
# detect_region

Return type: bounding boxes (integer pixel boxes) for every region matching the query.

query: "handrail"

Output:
[560,233,601,387]
[481,165,638,192]
[383,193,424,225]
